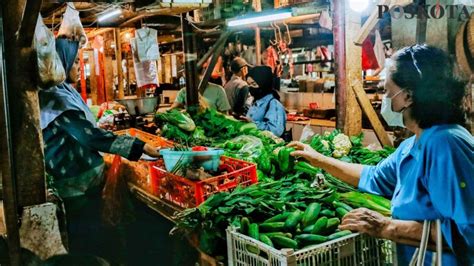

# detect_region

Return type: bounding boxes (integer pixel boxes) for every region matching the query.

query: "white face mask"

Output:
[381,90,405,128]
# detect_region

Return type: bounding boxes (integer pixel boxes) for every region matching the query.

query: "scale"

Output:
[115,95,160,133]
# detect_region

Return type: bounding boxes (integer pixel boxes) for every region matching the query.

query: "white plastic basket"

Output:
[226,227,394,266]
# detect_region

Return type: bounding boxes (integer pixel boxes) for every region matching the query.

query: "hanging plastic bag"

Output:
[130,38,158,88]
[135,27,159,62]
[300,124,315,142]
[58,3,87,47]
[34,15,66,88]
[102,155,135,227]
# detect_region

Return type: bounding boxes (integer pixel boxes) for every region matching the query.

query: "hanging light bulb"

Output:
[349,0,370,13]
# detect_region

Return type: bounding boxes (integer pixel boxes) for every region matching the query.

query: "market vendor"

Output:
[224,57,251,117]
[245,66,287,137]
[289,45,473,265]
[171,82,231,113]
[39,36,161,260]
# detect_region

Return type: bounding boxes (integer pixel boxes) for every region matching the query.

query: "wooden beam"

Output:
[18,0,42,47]
[333,0,362,136]
[198,31,231,94]
[351,83,393,146]
[181,12,199,111]
[114,28,125,99]
[354,0,412,45]
[1,0,46,264]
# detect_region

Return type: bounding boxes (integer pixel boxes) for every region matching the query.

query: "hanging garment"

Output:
[265,46,278,72]
[362,37,379,70]
[130,38,158,88]
[135,27,159,62]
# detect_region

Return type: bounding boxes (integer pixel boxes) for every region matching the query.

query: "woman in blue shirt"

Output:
[289,45,473,265]
[245,66,287,137]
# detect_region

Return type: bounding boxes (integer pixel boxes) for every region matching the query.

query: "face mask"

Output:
[249,87,264,100]
[381,91,405,128]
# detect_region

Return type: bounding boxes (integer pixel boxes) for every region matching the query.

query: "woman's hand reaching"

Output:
[143,144,161,158]
[287,141,326,167]
[339,208,391,238]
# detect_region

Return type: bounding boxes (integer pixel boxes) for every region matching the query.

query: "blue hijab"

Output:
[39,38,96,129]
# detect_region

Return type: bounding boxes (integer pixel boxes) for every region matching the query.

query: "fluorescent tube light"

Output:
[98,9,122,22]
[227,12,292,27]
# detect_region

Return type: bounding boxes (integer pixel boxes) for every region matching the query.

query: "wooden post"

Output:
[333,0,362,136]
[181,12,199,111]
[97,50,106,104]
[1,0,45,264]
[254,0,262,66]
[89,50,98,105]
[114,28,124,99]
[104,55,114,101]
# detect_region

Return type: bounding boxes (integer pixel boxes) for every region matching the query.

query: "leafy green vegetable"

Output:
[155,109,196,132]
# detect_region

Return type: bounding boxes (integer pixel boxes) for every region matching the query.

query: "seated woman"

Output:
[245,66,287,137]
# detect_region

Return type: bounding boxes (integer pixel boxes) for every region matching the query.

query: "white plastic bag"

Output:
[300,124,315,142]
[58,3,87,47]
[130,38,158,88]
[34,15,66,88]
[135,27,159,62]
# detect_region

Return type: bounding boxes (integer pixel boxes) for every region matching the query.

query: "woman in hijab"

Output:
[245,66,287,137]
[39,37,160,261]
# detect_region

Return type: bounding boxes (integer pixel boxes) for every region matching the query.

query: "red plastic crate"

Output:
[150,156,258,208]
[115,128,174,148]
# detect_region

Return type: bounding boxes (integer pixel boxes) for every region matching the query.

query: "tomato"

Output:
[192,146,208,151]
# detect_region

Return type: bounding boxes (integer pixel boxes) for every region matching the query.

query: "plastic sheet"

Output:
[34,15,66,88]
[58,3,87,47]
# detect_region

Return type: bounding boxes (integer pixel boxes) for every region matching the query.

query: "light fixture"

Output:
[125,32,132,39]
[227,12,292,27]
[349,0,370,13]
[97,8,122,22]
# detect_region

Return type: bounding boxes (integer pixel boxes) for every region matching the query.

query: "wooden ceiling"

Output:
[40,1,207,28]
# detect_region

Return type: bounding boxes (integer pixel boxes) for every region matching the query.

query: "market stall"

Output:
[0,0,473,265]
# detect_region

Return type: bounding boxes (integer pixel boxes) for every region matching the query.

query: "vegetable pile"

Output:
[155,108,395,256]
[173,173,391,255]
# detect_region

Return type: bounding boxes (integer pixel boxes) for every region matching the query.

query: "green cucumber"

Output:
[320,209,336,217]
[259,222,285,232]
[269,235,298,249]
[333,201,353,212]
[327,230,352,241]
[241,217,250,235]
[303,225,315,233]
[284,210,303,230]
[264,213,291,223]
[245,244,260,255]
[295,234,328,245]
[324,218,341,234]
[249,223,259,240]
[335,207,349,218]
[259,234,274,247]
[262,232,293,239]
[311,216,328,235]
[302,203,322,227]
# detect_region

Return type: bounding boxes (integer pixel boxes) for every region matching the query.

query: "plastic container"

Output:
[159,148,224,172]
[150,156,257,208]
[226,227,394,266]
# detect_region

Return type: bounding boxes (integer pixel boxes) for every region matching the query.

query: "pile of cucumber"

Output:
[239,201,353,250]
